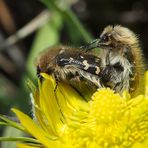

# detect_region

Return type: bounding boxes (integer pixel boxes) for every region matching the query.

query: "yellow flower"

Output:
[1,72,148,148]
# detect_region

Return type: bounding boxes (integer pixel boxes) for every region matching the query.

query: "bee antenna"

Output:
[79,39,100,52]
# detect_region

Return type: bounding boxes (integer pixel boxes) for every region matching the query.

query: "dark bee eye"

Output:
[100,34,109,42]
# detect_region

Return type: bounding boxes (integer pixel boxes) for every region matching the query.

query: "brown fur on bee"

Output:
[86,25,145,96]
[36,46,103,99]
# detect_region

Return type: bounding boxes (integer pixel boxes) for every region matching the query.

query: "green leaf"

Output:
[41,0,93,43]
[26,12,63,78]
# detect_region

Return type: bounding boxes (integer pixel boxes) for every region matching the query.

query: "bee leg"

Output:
[36,66,44,82]
[100,65,113,87]
[54,74,59,92]
[100,63,124,90]
[79,39,100,51]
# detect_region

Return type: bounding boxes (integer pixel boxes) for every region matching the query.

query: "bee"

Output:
[36,46,103,98]
[83,25,145,95]
[37,25,145,96]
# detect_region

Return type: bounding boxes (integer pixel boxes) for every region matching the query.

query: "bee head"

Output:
[36,47,59,77]
[99,25,138,48]
[36,56,54,78]
[84,25,139,52]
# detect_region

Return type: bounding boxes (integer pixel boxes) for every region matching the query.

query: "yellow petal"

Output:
[38,73,87,133]
[132,139,148,148]
[145,71,148,97]
[39,74,63,135]
[12,108,58,147]
[17,143,38,148]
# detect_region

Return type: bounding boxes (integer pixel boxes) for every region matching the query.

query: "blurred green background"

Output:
[0,0,148,147]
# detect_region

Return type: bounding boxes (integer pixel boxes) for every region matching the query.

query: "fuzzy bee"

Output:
[36,46,103,98]
[37,25,145,96]
[82,25,145,95]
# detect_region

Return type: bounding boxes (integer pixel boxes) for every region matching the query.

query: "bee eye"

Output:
[100,34,109,42]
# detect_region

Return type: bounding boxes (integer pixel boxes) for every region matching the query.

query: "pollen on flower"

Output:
[90,88,126,123]
[64,88,148,147]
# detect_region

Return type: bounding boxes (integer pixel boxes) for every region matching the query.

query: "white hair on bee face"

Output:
[101,25,139,45]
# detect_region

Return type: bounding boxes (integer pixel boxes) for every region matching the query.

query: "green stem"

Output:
[0,115,25,132]
[65,9,93,42]
[41,0,93,42]
[0,137,40,143]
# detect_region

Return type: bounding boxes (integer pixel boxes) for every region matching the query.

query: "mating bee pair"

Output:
[37,25,145,96]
